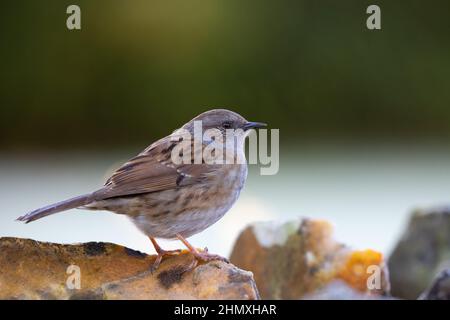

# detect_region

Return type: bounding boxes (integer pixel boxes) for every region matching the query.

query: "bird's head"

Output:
[182,109,266,135]
[171,109,266,164]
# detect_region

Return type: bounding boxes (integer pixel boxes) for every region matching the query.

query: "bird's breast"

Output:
[209,163,247,195]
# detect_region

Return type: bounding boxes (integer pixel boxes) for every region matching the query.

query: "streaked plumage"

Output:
[17,109,266,270]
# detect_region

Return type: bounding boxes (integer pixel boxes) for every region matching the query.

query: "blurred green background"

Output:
[1,0,449,150]
[1,1,450,257]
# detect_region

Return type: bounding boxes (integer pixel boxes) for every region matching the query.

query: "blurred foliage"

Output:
[0,0,449,150]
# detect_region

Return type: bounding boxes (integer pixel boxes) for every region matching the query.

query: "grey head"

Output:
[181,109,266,133]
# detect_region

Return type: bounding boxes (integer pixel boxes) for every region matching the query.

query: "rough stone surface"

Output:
[230,218,390,299]
[0,237,259,300]
[302,280,394,300]
[388,207,450,299]
[419,269,450,300]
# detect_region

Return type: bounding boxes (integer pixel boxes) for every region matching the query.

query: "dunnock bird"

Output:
[17,109,266,271]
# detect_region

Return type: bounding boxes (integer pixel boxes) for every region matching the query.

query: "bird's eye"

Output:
[222,121,232,129]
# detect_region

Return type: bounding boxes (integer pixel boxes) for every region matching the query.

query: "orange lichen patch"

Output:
[337,249,384,292]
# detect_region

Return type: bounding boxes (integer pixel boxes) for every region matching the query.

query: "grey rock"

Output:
[388,207,450,299]
[419,269,450,300]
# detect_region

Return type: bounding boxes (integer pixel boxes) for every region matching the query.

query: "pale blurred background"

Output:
[1,0,449,256]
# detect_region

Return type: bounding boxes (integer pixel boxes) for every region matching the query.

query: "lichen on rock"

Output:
[0,237,259,300]
[230,218,390,299]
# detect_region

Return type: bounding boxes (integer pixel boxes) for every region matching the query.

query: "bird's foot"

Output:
[150,248,182,273]
[191,247,229,264]
[175,234,230,264]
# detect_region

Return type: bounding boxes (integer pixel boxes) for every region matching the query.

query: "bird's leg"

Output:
[149,237,181,273]
[176,234,229,263]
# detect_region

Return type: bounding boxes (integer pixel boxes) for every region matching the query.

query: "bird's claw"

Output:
[150,249,182,273]
[192,251,229,264]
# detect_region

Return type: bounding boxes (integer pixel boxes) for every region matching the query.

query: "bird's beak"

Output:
[243,121,267,131]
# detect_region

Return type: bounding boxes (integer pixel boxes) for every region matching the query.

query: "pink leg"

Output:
[149,237,181,272]
[176,234,229,263]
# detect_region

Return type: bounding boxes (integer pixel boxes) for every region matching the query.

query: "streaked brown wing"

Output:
[92,136,217,200]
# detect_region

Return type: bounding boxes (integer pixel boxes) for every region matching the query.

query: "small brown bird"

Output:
[17,109,266,271]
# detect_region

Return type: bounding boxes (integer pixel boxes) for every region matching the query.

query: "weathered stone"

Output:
[419,269,450,300]
[303,280,393,300]
[229,218,389,299]
[388,207,450,299]
[0,237,259,300]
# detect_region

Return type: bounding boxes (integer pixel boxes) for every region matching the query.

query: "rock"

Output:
[388,207,450,299]
[419,269,450,300]
[0,237,259,300]
[302,280,392,300]
[229,218,390,299]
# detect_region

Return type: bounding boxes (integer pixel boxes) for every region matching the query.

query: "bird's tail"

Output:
[17,194,92,223]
